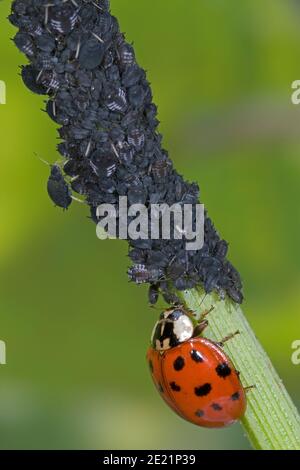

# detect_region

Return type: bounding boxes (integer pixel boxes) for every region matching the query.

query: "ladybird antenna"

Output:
[199,291,208,308]
[149,304,161,311]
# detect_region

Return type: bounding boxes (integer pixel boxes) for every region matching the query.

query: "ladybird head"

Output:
[151,307,194,351]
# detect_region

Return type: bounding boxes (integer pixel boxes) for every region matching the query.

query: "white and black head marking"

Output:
[151,308,194,352]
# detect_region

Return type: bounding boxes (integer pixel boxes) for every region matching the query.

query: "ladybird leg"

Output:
[193,319,209,337]
[200,305,215,320]
[244,385,256,393]
[217,330,240,347]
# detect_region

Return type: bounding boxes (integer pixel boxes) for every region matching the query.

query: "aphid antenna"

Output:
[199,292,208,308]
[34,151,50,167]
[34,152,62,171]
[149,304,162,312]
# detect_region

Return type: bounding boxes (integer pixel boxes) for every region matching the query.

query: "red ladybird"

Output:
[146,306,247,428]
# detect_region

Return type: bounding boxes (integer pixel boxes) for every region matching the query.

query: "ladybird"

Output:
[147,306,247,428]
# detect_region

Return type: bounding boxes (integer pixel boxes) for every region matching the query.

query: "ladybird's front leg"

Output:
[192,319,208,337]
[216,330,240,347]
[200,305,215,320]
[191,305,215,337]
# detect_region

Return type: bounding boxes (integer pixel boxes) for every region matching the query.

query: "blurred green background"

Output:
[0,0,300,450]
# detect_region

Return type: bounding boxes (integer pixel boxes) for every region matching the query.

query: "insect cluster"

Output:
[10,0,243,304]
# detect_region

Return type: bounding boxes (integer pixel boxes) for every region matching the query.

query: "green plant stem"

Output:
[177,288,300,450]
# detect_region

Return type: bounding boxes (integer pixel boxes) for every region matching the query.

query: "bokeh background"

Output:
[0,0,300,450]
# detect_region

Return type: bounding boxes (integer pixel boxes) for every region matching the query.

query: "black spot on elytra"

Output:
[231,391,240,401]
[195,409,204,417]
[173,356,185,371]
[215,362,231,378]
[149,360,153,373]
[190,349,203,363]
[211,402,222,411]
[194,383,212,397]
[170,381,181,392]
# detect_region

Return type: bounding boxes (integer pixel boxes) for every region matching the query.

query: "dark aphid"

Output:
[69,126,91,140]
[57,142,69,158]
[148,284,159,305]
[127,187,147,205]
[49,4,78,35]
[36,55,56,70]
[128,128,145,150]
[204,271,220,293]
[106,65,121,82]
[63,158,81,177]
[118,43,135,67]
[99,154,118,178]
[162,289,181,306]
[39,70,60,92]
[118,142,134,166]
[122,65,144,87]
[75,69,93,88]
[71,176,86,195]
[128,85,145,108]
[152,159,172,183]
[35,33,56,53]
[99,0,111,11]
[145,103,159,129]
[79,38,105,70]
[227,285,243,304]
[90,150,118,178]
[110,125,125,143]
[174,278,197,291]
[12,0,27,16]
[167,261,186,281]
[128,248,147,264]
[103,50,114,69]
[106,88,127,113]
[23,19,43,37]
[47,164,72,210]
[21,65,47,94]
[215,240,228,259]
[98,11,115,34]
[45,99,69,125]
[128,264,164,284]
[14,32,34,57]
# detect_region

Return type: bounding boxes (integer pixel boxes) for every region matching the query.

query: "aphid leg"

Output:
[217,330,240,347]
[71,195,85,204]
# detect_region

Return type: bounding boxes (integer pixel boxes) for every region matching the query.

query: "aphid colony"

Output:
[10,0,243,304]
